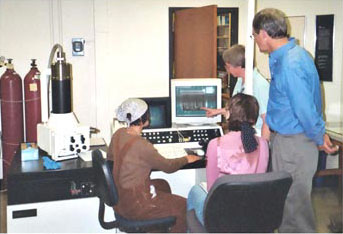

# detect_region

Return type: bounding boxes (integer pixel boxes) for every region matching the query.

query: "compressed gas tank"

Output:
[24,59,41,142]
[0,59,24,182]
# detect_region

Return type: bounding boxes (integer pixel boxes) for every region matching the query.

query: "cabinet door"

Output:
[174,5,217,78]
[7,197,115,233]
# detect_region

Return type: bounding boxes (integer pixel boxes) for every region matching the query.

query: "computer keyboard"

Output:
[154,144,188,159]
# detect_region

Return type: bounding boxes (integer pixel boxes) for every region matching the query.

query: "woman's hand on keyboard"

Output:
[186,155,202,163]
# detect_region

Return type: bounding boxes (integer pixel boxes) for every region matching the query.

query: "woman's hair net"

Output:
[116,98,148,125]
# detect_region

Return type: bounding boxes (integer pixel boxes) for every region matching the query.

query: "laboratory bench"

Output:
[6,145,205,232]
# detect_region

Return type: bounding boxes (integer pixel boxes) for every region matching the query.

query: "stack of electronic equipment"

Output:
[37,44,90,161]
[139,78,224,159]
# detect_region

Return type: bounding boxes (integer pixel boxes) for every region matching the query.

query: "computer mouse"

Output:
[195,149,205,157]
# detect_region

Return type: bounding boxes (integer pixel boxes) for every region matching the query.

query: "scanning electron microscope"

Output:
[37,44,90,161]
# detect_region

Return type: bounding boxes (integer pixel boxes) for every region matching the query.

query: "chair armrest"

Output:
[98,200,118,230]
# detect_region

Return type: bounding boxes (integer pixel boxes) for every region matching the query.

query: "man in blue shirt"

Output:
[203,45,270,139]
[252,8,338,232]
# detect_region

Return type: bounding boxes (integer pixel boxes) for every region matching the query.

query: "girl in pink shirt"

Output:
[187,93,269,225]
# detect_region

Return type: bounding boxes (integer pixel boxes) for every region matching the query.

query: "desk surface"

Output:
[7,147,106,205]
[316,122,343,177]
[326,122,343,143]
[8,147,107,177]
[7,144,204,205]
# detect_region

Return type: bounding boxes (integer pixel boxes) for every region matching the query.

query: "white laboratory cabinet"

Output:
[151,168,206,198]
[7,197,116,233]
[6,147,118,233]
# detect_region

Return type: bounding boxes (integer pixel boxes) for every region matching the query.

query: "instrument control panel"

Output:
[142,125,223,148]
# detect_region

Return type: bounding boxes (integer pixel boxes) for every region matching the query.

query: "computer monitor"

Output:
[171,78,222,125]
[140,97,171,129]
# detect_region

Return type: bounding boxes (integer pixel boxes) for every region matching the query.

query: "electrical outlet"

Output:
[72,38,85,56]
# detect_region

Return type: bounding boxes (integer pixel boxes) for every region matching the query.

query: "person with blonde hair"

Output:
[203,44,270,139]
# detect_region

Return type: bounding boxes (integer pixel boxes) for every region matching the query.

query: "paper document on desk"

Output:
[154,144,187,159]
[326,154,339,169]
[79,149,107,161]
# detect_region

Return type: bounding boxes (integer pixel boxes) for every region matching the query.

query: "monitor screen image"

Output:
[171,78,222,125]
[149,104,167,128]
[139,97,171,129]
[175,86,217,117]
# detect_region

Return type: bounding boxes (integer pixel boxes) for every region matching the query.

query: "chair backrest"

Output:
[203,171,292,233]
[92,149,118,207]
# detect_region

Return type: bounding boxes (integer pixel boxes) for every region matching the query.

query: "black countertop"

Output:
[7,145,204,205]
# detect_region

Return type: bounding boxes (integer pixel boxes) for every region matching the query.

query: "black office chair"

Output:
[187,171,293,233]
[92,149,176,232]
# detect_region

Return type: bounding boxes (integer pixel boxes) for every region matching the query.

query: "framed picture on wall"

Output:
[315,14,334,82]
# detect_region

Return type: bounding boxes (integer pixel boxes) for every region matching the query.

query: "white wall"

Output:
[0,0,249,143]
[0,0,96,131]
[1,0,342,144]
[255,0,343,123]
[94,0,249,142]
[61,0,97,127]
[0,0,52,124]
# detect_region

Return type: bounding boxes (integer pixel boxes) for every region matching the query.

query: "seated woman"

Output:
[187,93,269,225]
[107,98,200,233]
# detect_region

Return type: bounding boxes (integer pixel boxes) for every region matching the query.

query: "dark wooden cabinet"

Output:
[169,5,238,98]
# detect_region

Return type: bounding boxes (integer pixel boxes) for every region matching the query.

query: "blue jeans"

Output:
[186,184,207,226]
